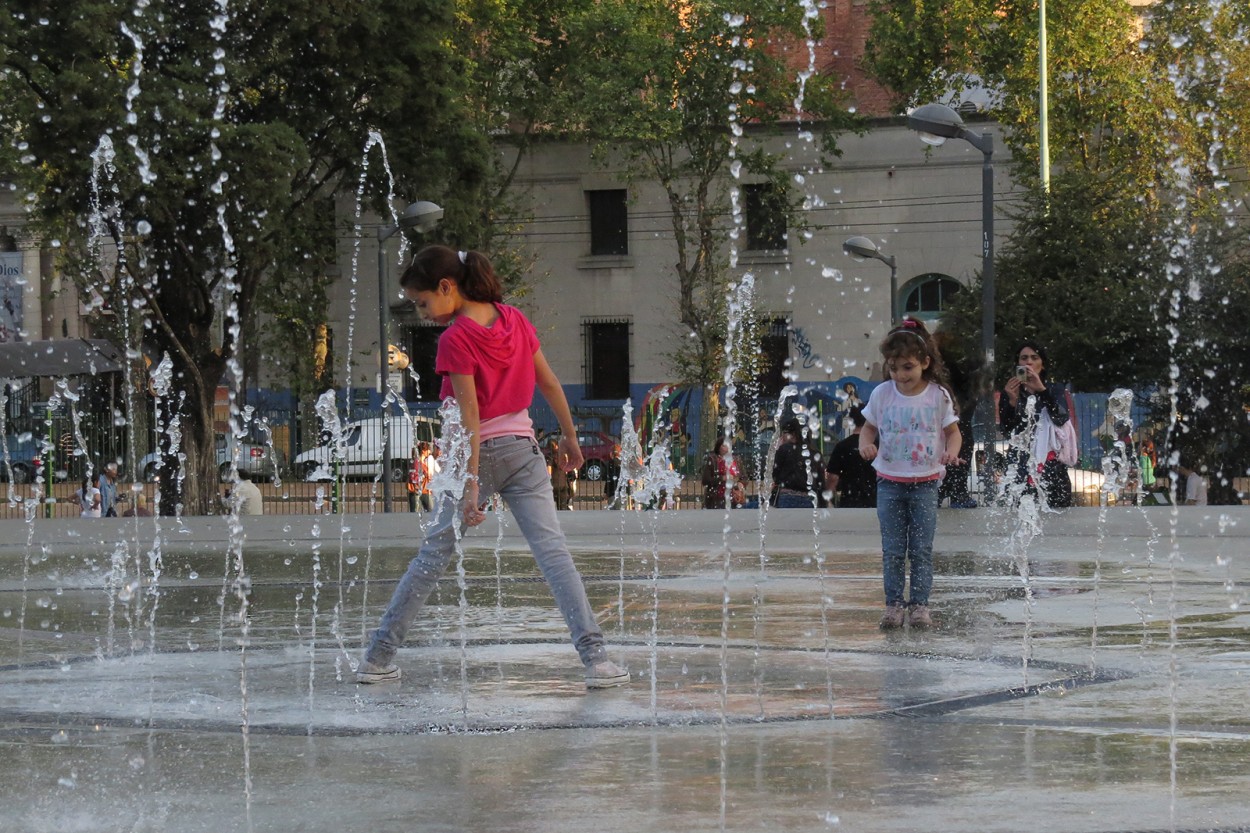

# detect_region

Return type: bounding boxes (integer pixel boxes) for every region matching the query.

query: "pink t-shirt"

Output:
[437,303,541,432]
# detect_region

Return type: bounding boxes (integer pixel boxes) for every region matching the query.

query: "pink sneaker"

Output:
[879,604,906,629]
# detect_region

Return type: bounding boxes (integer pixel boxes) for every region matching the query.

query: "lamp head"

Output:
[398,200,444,234]
[842,236,880,262]
[907,102,965,146]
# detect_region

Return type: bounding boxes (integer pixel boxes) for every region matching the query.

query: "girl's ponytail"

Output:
[400,244,503,303]
[460,250,503,303]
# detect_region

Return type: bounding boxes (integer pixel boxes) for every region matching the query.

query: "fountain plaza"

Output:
[0,505,1247,832]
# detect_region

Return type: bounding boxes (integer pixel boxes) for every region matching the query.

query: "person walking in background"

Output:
[356,245,629,690]
[772,417,816,508]
[76,475,102,518]
[1176,461,1208,506]
[547,436,575,510]
[407,441,438,512]
[122,492,153,517]
[998,339,1073,508]
[859,318,961,630]
[933,330,977,508]
[823,406,877,508]
[407,443,422,512]
[837,382,864,439]
[96,461,119,517]
[227,469,264,515]
[700,436,737,509]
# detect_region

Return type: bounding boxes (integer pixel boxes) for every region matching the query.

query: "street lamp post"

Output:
[907,103,996,456]
[377,200,444,511]
[842,236,898,326]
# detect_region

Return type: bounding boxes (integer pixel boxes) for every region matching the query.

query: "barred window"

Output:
[582,318,631,400]
[757,317,790,398]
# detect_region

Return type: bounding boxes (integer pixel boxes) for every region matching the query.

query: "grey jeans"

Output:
[364,435,608,668]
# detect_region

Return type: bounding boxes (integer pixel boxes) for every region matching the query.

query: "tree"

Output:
[552,0,855,451]
[864,0,1173,189]
[865,0,1249,501]
[1144,0,1250,502]
[1,0,489,513]
[938,173,1170,391]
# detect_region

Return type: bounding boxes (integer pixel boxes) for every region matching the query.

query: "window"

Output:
[583,318,631,401]
[743,184,787,251]
[756,317,790,399]
[402,322,447,403]
[587,189,628,256]
[902,274,964,319]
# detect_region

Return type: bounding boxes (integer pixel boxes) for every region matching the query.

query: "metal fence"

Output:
[2,388,1241,520]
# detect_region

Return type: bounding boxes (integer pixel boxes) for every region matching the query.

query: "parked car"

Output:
[140,431,285,483]
[542,430,619,482]
[294,415,439,482]
[0,433,45,484]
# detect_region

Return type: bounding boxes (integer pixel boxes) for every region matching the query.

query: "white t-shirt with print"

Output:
[861,380,958,480]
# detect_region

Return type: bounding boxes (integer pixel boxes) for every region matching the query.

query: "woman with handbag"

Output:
[998,339,1073,508]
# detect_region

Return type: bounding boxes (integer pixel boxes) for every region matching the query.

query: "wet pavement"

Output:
[0,506,1247,832]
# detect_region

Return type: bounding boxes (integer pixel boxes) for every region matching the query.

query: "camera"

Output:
[1015,366,1029,382]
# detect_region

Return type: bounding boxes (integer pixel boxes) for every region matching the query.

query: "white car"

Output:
[294,416,429,483]
[140,431,284,483]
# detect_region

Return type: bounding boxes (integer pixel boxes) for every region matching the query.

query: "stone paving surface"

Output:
[0,506,1248,832]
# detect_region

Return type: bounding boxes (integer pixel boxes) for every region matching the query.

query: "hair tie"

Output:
[889,321,928,346]
[457,250,467,264]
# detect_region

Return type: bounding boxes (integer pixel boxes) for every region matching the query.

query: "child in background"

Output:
[858,318,961,630]
[356,245,629,689]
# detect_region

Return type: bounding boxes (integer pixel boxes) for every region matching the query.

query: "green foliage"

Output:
[866,0,1171,188]
[865,0,1249,494]
[1158,228,1250,503]
[0,0,485,511]
[939,173,1170,392]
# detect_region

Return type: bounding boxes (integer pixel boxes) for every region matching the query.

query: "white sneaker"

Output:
[356,660,401,684]
[585,660,630,689]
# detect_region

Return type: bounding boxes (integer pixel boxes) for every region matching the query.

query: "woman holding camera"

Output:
[998,340,1073,508]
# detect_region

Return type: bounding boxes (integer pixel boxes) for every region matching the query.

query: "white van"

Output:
[294,415,437,482]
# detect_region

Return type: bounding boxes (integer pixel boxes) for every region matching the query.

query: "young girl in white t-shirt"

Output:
[859,318,961,630]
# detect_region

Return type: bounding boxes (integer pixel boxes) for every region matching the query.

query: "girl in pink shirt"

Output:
[357,245,629,689]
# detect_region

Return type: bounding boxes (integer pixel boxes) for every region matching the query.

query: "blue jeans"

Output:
[775,490,816,509]
[875,477,939,607]
[365,435,607,668]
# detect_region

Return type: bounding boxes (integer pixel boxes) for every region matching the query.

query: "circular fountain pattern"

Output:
[0,640,1117,737]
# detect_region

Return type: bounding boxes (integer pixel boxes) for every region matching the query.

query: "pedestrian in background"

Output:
[824,406,877,508]
[998,339,1073,508]
[96,462,119,517]
[1176,461,1208,506]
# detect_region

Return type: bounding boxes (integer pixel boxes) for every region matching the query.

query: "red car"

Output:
[543,430,618,481]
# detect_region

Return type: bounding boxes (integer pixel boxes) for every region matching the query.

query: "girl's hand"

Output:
[556,434,584,473]
[1021,366,1043,393]
[462,479,487,528]
[939,448,961,466]
[859,444,878,462]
